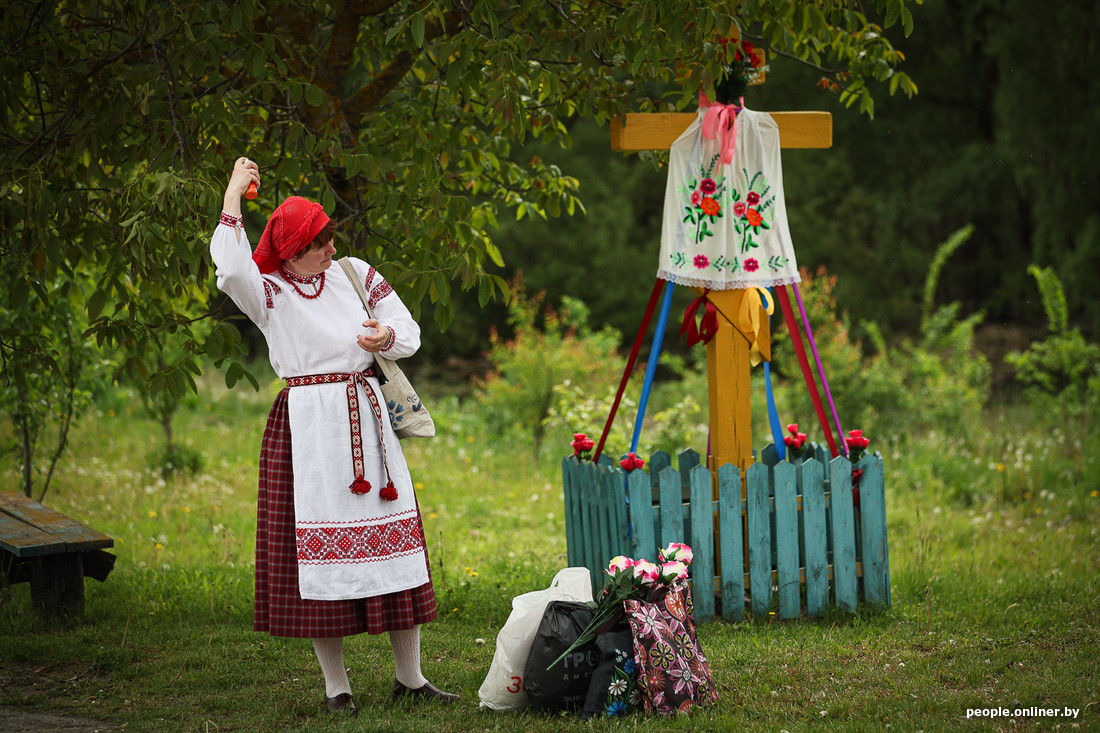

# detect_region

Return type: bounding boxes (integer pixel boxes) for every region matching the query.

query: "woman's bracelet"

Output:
[381,326,396,352]
[218,211,243,228]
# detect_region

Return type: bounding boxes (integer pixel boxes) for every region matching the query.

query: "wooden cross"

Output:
[610,107,832,478]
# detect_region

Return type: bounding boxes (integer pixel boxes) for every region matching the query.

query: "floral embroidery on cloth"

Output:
[659,97,799,290]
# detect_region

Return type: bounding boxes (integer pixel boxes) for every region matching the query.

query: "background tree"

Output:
[1,1,920,485]
[1,0,918,362]
[473,0,1099,382]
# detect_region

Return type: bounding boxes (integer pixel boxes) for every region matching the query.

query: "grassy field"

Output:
[1,372,1098,732]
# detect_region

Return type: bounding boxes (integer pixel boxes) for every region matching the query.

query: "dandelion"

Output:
[1091,490,1098,498]
[147,510,157,518]
[414,482,424,490]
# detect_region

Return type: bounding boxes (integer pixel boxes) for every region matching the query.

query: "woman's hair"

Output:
[293,220,337,259]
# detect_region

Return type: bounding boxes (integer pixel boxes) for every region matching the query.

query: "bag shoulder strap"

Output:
[338,258,375,319]
[338,258,397,377]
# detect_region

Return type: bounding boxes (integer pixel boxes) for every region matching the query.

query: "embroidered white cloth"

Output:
[210,225,429,600]
[658,98,800,290]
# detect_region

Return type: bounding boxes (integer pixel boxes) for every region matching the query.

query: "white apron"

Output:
[658,96,800,290]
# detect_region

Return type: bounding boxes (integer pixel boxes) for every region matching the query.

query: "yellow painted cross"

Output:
[610,105,832,480]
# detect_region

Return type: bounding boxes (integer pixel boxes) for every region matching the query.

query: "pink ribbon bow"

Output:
[699,91,743,165]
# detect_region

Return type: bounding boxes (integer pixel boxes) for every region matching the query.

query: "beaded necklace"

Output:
[280,265,326,299]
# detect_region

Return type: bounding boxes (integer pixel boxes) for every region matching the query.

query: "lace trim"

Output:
[656,270,800,290]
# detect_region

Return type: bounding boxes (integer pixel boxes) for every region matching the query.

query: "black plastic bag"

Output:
[523,600,598,711]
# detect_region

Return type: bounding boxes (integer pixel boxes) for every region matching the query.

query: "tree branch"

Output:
[342,9,459,123]
[345,0,399,15]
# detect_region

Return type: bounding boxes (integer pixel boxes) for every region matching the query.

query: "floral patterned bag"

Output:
[623,582,718,715]
[580,625,639,718]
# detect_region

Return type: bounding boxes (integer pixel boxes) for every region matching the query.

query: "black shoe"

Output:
[392,679,460,703]
[325,692,358,715]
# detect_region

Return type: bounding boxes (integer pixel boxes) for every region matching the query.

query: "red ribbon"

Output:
[775,286,839,458]
[680,289,719,347]
[593,279,666,463]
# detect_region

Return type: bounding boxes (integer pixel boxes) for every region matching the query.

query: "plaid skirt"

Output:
[253,388,438,638]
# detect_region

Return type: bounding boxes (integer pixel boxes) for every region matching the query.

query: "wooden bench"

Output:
[0,491,116,616]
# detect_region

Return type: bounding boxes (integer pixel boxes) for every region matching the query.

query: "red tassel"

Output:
[349,477,371,495]
[379,481,398,501]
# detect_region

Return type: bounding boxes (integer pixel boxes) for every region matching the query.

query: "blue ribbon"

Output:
[631,282,675,453]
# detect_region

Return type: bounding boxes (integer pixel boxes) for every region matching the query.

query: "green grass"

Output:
[2,373,1098,732]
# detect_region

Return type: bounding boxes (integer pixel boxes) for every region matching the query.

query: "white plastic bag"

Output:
[478,567,593,710]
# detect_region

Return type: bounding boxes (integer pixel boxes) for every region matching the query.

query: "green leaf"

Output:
[304,84,324,107]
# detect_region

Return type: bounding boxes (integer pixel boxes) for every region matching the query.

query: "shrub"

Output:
[1005,265,1100,421]
[474,279,623,457]
[772,227,991,438]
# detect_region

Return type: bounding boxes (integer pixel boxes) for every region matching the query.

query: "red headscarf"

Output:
[251,196,331,274]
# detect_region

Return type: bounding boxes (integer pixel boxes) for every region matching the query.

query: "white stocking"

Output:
[389,626,428,689]
[311,636,352,698]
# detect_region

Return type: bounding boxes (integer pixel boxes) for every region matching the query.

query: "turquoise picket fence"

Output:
[561,445,890,622]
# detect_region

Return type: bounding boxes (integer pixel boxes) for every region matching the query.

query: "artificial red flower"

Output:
[783,422,809,454]
[746,208,763,227]
[620,452,646,471]
[845,429,870,451]
[700,197,721,216]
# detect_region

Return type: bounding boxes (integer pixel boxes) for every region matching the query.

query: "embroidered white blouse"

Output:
[210,223,429,601]
[658,100,801,290]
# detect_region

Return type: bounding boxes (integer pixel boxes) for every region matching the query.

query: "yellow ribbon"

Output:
[735,287,775,366]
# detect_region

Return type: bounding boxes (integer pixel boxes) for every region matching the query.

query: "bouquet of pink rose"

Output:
[548,543,694,669]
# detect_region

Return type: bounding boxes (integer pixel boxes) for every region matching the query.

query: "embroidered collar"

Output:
[280,265,326,299]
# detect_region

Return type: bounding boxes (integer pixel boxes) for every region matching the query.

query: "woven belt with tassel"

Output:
[284,367,398,500]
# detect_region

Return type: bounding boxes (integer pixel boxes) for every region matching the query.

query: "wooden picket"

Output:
[561,446,890,622]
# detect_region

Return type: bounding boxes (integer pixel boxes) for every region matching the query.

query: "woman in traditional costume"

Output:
[210,157,457,715]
